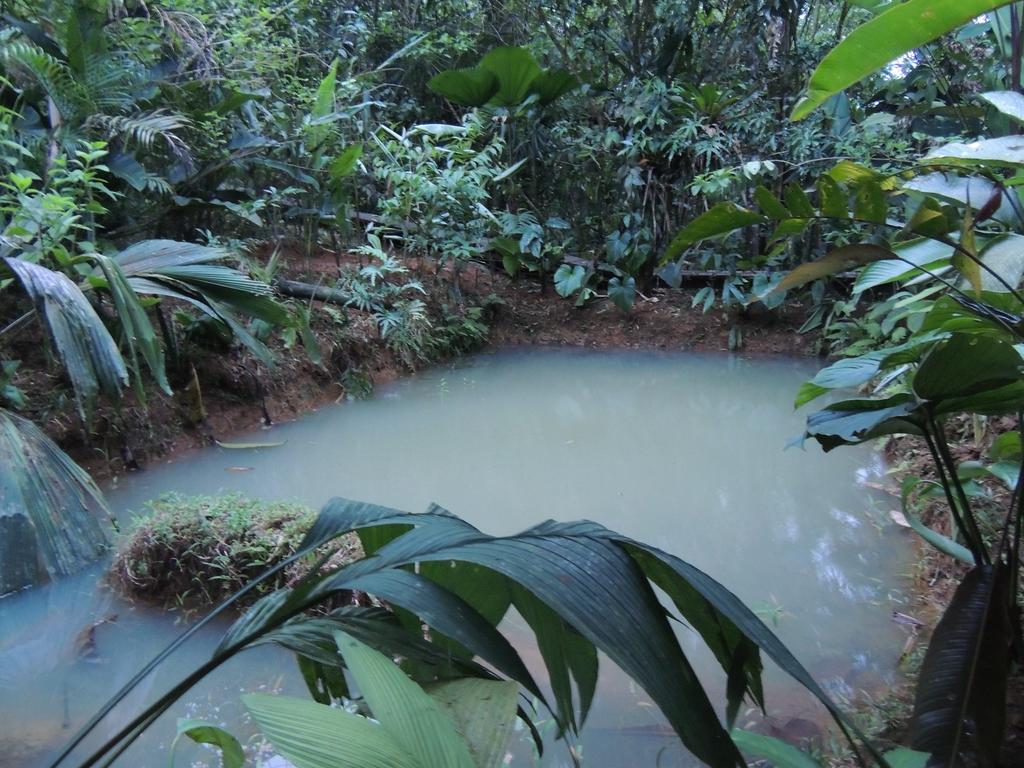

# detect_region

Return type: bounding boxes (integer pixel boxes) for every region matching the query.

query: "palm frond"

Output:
[0,39,93,121]
[3,256,127,415]
[0,407,111,595]
[63,498,878,768]
[85,110,190,154]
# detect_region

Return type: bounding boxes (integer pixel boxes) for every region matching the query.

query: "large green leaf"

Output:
[0,408,111,595]
[424,679,520,768]
[307,58,339,149]
[528,69,579,105]
[804,395,923,451]
[428,68,498,107]
[334,630,476,768]
[769,245,893,295]
[903,174,1017,227]
[909,565,1010,767]
[854,238,954,292]
[924,135,1024,168]
[243,693,421,768]
[480,46,542,107]
[3,257,127,413]
[978,234,1024,292]
[791,0,1015,120]
[913,333,1024,401]
[662,203,764,264]
[980,90,1024,123]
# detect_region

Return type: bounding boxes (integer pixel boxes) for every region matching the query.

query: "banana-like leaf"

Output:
[243,693,422,768]
[924,135,1024,168]
[4,257,127,413]
[768,245,894,296]
[334,630,476,767]
[425,678,520,768]
[791,0,1015,120]
[662,203,765,264]
[0,408,111,595]
[909,565,1011,767]
[854,238,954,292]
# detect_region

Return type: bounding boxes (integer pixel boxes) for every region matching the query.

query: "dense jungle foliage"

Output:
[3,0,1024,766]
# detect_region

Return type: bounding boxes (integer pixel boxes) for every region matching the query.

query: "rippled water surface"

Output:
[0,349,912,766]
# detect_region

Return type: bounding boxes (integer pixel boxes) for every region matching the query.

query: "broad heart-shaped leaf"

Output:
[425,678,520,768]
[3,257,128,415]
[924,135,1024,168]
[913,333,1024,401]
[791,0,1016,120]
[334,630,476,767]
[768,244,894,296]
[662,203,765,264]
[553,264,586,297]
[428,67,498,107]
[804,394,923,452]
[528,69,579,105]
[480,46,542,107]
[980,90,1024,123]
[173,718,244,768]
[909,565,1010,767]
[607,276,636,310]
[243,693,422,768]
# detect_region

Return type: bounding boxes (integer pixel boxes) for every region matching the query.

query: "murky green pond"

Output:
[0,349,913,766]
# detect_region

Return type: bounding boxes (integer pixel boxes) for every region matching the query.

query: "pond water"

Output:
[0,348,913,767]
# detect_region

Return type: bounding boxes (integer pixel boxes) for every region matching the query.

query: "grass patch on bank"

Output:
[110,493,361,610]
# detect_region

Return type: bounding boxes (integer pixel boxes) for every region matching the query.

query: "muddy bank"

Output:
[8,247,815,480]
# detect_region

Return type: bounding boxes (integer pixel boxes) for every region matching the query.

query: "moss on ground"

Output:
[109,493,361,610]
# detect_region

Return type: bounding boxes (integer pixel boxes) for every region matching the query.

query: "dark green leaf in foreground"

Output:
[913,334,1024,402]
[909,565,1011,767]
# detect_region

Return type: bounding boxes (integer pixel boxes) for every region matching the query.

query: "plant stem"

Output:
[922,423,986,566]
